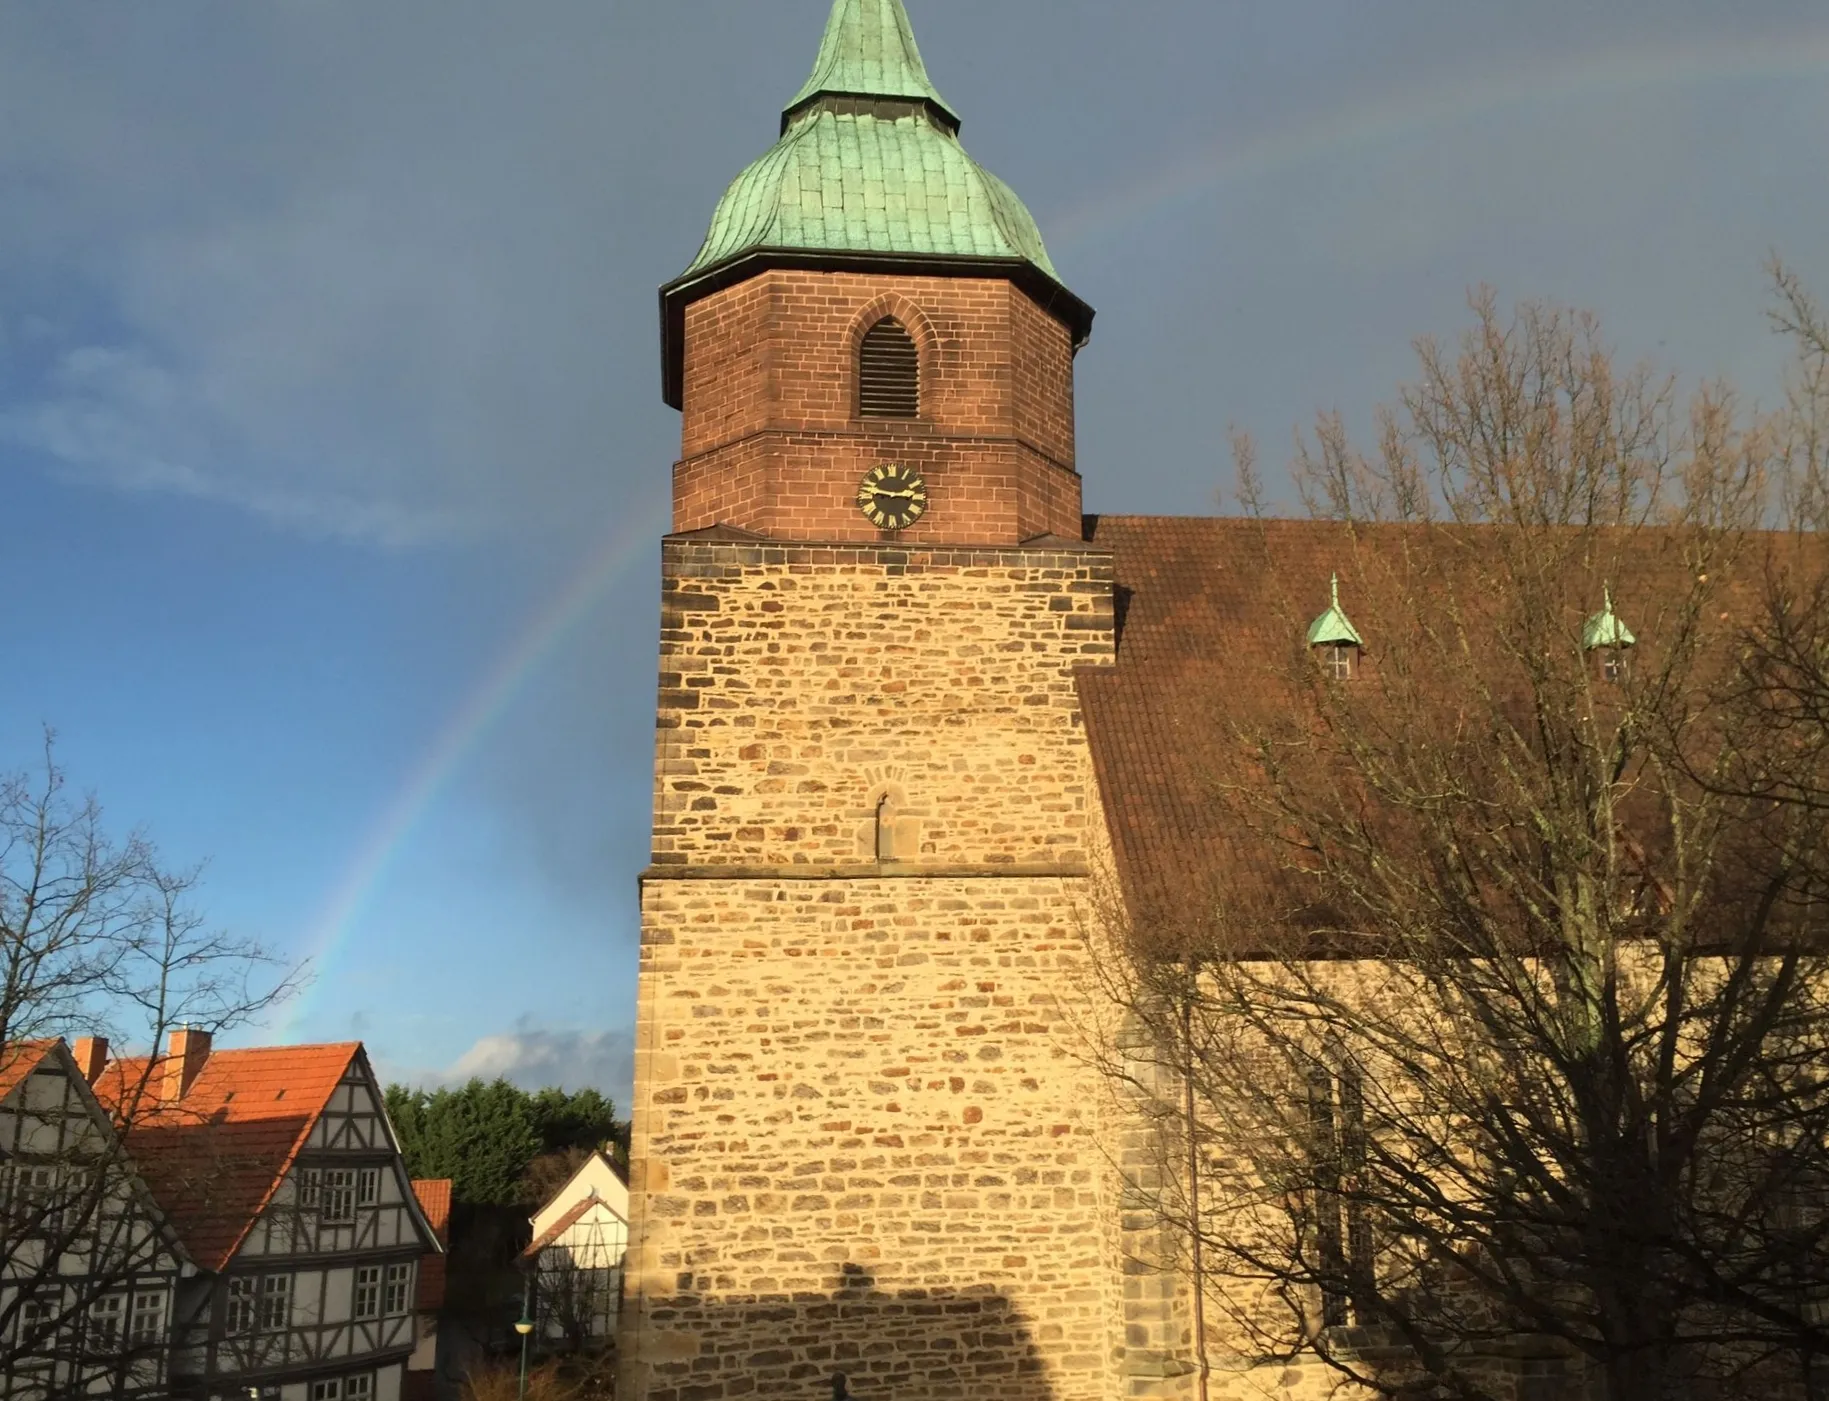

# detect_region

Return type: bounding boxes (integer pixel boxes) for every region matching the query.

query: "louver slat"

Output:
[859,319,919,418]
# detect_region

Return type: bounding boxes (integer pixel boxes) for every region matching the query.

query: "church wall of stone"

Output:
[621,534,1161,1398]
[650,536,1113,869]
[622,872,1118,1401]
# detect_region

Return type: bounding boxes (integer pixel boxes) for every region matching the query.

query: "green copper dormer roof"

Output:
[782,0,961,134]
[1582,585,1637,651]
[1307,574,1364,648]
[659,0,1093,408]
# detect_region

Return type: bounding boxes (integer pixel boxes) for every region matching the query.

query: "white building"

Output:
[523,1151,628,1348]
[0,1038,189,1398]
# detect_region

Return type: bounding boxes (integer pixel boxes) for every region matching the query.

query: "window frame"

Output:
[226,1277,259,1334]
[128,1289,165,1347]
[353,1265,381,1320]
[88,1293,124,1350]
[383,1263,411,1315]
[258,1274,292,1331]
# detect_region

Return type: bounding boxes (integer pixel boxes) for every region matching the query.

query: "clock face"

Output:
[856,464,928,532]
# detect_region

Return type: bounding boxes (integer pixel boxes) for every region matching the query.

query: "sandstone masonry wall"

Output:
[651,539,1113,869]
[622,536,1146,1400]
[623,874,1117,1401]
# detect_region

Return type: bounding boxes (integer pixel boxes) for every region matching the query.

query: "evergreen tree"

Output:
[386,1078,542,1205]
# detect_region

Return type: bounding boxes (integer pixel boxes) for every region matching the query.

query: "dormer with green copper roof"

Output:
[1582,585,1636,652]
[660,0,1093,409]
[1307,575,1364,648]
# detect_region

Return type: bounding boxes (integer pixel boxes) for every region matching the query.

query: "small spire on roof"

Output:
[1582,584,1636,651]
[783,0,960,133]
[1307,573,1364,648]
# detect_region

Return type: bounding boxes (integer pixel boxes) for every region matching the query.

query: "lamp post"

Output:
[514,1275,535,1401]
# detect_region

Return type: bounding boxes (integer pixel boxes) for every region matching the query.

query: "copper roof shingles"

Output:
[95,1043,361,1272]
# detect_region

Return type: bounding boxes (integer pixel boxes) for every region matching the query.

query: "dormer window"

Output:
[1582,585,1636,682]
[859,317,919,418]
[1307,574,1364,679]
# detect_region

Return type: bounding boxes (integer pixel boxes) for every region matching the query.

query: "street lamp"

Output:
[514,1274,535,1401]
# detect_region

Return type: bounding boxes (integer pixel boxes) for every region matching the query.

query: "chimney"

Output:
[162,1027,212,1103]
[71,1037,109,1084]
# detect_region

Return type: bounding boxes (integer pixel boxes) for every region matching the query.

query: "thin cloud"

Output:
[396,1026,634,1105]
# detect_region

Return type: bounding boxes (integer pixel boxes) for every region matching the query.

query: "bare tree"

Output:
[0,734,298,1394]
[1093,292,1829,1401]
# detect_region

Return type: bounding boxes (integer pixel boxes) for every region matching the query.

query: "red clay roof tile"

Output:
[93,1042,361,1272]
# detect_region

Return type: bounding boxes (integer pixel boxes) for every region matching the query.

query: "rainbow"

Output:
[280,494,671,1036]
[1046,28,1829,255]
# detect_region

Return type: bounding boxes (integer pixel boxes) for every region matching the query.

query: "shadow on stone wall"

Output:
[639,1262,1059,1400]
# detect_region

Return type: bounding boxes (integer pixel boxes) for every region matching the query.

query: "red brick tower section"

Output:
[673,270,1083,545]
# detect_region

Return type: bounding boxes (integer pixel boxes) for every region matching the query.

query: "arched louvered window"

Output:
[858,317,920,418]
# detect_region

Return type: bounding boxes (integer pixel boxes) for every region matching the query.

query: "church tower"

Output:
[659,0,1094,548]
[621,4,1151,1398]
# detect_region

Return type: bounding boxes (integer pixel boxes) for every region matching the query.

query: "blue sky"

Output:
[1,1,1824,1103]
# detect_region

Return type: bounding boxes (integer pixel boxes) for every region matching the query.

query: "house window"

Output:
[129,1290,164,1346]
[345,1377,373,1400]
[858,317,919,418]
[1320,643,1358,681]
[227,1274,291,1333]
[4,1170,81,1236]
[13,1290,59,1347]
[384,1264,411,1315]
[308,1168,358,1224]
[227,1277,258,1333]
[358,1168,380,1206]
[354,1266,381,1319]
[89,1294,123,1349]
[259,1275,292,1330]
[1599,649,1626,683]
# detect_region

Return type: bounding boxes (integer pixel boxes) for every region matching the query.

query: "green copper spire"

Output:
[1582,584,1636,651]
[1307,574,1364,647]
[783,0,961,133]
[659,0,1092,407]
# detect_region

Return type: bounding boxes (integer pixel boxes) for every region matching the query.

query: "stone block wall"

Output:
[651,537,1114,869]
[620,873,1119,1401]
[620,533,1206,1399]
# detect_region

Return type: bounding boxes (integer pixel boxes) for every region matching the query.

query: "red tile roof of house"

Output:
[411,1179,452,1243]
[94,1042,361,1272]
[522,1196,603,1259]
[0,1040,58,1104]
[411,1178,453,1314]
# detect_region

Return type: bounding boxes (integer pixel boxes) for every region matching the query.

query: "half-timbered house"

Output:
[94,1032,442,1401]
[0,1038,190,1398]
